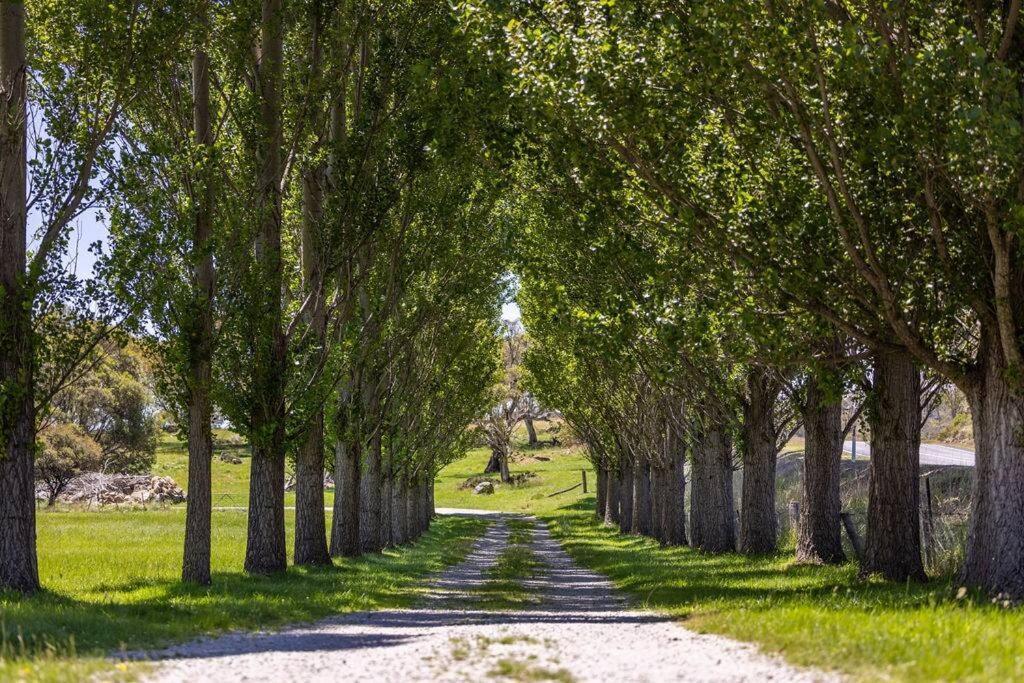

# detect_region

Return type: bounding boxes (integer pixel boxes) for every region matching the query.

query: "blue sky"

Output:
[55,210,525,324]
[502,301,521,322]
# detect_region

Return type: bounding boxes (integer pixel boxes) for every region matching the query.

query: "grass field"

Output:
[434,444,594,515]
[2,510,486,682]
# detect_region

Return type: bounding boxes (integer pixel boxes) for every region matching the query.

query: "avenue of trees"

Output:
[458,0,1024,600]
[0,0,508,592]
[3,0,1024,606]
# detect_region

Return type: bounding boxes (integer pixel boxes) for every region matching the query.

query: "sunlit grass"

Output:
[0,511,486,681]
[545,511,1024,682]
[434,422,596,515]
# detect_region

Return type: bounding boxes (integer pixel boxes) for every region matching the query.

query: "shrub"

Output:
[35,424,104,506]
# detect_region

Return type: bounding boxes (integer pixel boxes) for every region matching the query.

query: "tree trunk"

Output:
[962,330,1024,598]
[619,462,634,534]
[293,95,330,566]
[632,461,652,536]
[244,0,287,577]
[669,448,688,546]
[796,375,845,565]
[359,419,382,552]
[739,367,780,555]
[245,438,286,574]
[690,420,736,552]
[0,0,38,595]
[604,467,620,525]
[329,389,360,557]
[862,349,925,581]
[379,469,393,548]
[595,465,607,520]
[417,475,429,534]
[484,447,501,474]
[180,383,212,580]
[525,416,538,446]
[181,37,216,586]
[401,473,413,536]
[294,411,330,566]
[391,471,407,545]
[651,466,667,543]
[499,446,511,484]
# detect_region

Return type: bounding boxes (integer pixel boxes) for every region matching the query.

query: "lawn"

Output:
[433,421,596,515]
[1,510,486,682]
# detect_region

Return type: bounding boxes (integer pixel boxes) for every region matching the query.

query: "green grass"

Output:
[10,419,1010,682]
[488,657,574,682]
[439,427,1023,681]
[434,422,595,515]
[153,433,324,507]
[1,510,486,682]
[544,512,1024,682]
[477,518,541,610]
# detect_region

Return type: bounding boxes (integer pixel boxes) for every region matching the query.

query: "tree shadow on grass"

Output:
[0,516,488,663]
[542,511,980,619]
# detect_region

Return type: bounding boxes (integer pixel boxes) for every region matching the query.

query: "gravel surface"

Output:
[138,514,836,682]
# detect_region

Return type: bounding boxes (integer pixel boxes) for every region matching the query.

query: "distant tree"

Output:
[34,423,103,507]
[48,340,158,475]
[480,323,528,483]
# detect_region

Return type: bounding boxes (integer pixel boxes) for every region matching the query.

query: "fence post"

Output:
[840,511,864,562]
[924,475,935,570]
[582,469,588,493]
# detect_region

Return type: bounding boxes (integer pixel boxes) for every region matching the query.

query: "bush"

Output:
[35,424,104,506]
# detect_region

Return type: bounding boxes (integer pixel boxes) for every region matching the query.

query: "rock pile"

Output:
[38,473,187,507]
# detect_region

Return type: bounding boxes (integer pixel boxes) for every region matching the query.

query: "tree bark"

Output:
[427,473,434,520]
[962,330,1024,598]
[391,470,407,545]
[604,467,620,525]
[329,388,360,557]
[631,461,652,535]
[181,33,216,586]
[862,349,925,581]
[619,462,634,534]
[668,447,688,546]
[595,464,607,520]
[401,473,413,536]
[293,69,330,566]
[417,474,430,534]
[651,466,667,543]
[379,468,393,549]
[498,446,511,484]
[796,375,845,565]
[359,413,382,552]
[0,0,38,595]
[525,416,538,446]
[294,411,329,565]
[483,447,501,474]
[244,0,287,577]
[690,419,736,552]
[739,367,780,555]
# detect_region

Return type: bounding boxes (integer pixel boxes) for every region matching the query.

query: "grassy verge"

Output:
[1,510,487,682]
[545,510,1024,682]
[476,518,541,610]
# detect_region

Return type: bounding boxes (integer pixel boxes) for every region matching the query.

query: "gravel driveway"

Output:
[139,514,835,682]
